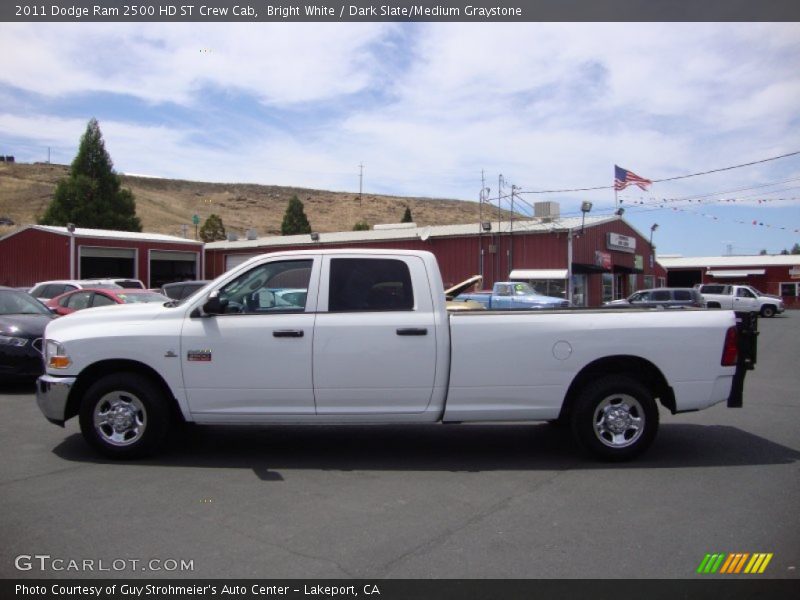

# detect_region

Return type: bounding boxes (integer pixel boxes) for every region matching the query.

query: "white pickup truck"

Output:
[36,249,758,462]
[697,284,785,318]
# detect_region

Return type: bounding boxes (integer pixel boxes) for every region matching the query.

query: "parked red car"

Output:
[46,288,169,316]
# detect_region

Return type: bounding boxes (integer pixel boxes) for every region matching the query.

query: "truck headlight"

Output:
[0,334,28,347]
[45,339,71,369]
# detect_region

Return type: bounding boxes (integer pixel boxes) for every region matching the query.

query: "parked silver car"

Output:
[604,288,705,309]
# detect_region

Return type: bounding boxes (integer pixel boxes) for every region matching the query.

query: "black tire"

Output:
[570,375,659,461]
[760,305,776,318]
[79,372,170,459]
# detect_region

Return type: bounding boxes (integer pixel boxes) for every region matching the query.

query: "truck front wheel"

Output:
[571,375,658,461]
[760,305,776,318]
[79,373,170,459]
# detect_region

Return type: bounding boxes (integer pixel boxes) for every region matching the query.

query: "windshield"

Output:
[0,290,51,315]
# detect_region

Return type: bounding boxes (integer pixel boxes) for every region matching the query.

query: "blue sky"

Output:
[1,22,798,256]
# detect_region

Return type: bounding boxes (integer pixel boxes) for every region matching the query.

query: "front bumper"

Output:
[36,374,76,426]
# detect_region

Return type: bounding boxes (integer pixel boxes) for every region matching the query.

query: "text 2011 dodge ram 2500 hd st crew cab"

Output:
[36,250,758,461]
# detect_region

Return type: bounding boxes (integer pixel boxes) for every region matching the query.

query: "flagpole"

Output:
[614,185,618,212]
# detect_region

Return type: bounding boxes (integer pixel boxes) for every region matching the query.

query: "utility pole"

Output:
[497,174,504,278]
[479,170,490,278]
[358,163,364,212]
[510,184,519,271]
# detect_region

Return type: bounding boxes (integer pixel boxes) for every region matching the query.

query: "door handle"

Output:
[273,330,304,338]
[396,328,428,336]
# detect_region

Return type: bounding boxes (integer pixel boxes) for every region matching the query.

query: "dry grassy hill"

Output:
[0,162,507,239]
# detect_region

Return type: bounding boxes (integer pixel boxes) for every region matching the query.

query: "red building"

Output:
[0,225,204,289]
[205,215,660,307]
[660,255,800,310]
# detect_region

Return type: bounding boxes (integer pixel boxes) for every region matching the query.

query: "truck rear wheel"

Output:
[571,375,658,461]
[79,373,169,459]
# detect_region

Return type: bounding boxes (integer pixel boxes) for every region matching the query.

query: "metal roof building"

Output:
[205,215,661,307]
[659,254,800,309]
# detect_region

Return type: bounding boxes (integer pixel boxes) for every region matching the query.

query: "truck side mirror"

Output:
[202,291,227,316]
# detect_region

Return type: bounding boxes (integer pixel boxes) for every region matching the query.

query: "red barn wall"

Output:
[0,229,71,287]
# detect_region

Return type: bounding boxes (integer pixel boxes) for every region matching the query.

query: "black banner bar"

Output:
[3,0,800,23]
[4,579,800,600]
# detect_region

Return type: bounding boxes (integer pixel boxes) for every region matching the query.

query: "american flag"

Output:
[614,165,652,191]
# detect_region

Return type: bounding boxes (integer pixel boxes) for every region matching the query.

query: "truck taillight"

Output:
[721,326,738,366]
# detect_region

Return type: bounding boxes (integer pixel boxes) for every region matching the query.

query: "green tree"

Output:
[792,243,800,255]
[401,206,413,223]
[199,213,226,242]
[759,249,768,255]
[39,118,141,231]
[281,195,311,235]
[353,220,370,231]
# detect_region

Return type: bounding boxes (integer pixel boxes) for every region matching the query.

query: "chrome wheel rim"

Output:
[93,391,147,447]
[593,393,644,449]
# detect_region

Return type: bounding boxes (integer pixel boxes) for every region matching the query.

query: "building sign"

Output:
[594,251,612,270]
[607,232,636,254]
[790,267,800,280]
[634,255,644,271]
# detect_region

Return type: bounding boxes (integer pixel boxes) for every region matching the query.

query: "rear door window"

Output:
[674,290,692,301]
[651,290,671,301]
[328,258,414,312]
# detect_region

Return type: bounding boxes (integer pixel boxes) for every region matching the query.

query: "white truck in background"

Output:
[697,284,785,318]
[36,249,758,462]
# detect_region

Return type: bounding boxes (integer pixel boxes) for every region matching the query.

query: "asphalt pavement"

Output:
[1,314,798,579]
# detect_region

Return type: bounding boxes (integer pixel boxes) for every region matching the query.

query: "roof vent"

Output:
[534,201,560,222]
[227,232,239,241]
[373,222,417,230]
[245,229,258,240]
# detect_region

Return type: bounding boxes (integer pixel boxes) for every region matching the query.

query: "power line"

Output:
[515,150,800,195]
[652,151,800,184]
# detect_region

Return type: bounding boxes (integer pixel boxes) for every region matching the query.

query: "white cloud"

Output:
[0,23,396,106]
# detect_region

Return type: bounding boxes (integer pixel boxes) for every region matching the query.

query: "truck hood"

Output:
[45,302,172,337]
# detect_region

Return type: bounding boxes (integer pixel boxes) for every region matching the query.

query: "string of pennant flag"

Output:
[623,202,800,232]
[612,164,799,232]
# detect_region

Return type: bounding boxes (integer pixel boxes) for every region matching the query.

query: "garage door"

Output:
[80,247,136,279]
[150,250,199,289]
[225,253,260,272]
